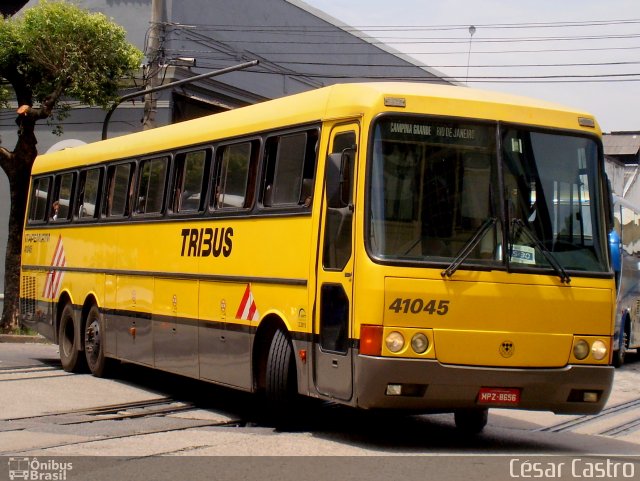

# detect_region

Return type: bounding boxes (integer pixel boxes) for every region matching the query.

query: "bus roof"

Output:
[33,82,600,174]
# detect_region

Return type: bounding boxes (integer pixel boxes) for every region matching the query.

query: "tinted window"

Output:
[137,157,168,214]
[77,168,102,219]
[28,177,51,223]
[323,131,357,270]
[52,173,75,222]
[262,129,318,208]
[503,129,607,272]
[212,142,257,210]
[171,149,210,213]
[105,163,133,217]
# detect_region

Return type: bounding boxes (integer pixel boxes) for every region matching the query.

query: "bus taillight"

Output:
[360,325,383,356]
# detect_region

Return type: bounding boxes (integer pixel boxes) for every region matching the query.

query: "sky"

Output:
[304,0,640,133]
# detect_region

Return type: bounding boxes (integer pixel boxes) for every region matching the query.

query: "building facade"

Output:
[603,132,640,204]
[0,0,452,294]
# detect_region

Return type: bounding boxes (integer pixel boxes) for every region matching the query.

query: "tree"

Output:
[0,1,142,332]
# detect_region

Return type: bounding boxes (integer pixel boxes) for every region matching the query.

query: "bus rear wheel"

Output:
[84,304,114,377]
[454,408,488,434]
[58,303,86,373]
[265,328,297,410]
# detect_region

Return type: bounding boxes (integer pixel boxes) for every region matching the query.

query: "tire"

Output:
[265,329,298,409]
[58,303,87,373]
[454,408,488,434]
[613,328,628,368]
[84,304,114,377]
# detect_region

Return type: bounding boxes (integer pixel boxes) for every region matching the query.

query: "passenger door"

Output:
[313,124,358,401]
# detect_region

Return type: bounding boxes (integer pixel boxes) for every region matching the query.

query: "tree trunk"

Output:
[0,114,37,332]
[1,167,30,331]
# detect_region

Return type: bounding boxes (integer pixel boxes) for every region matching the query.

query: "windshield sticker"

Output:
[510,244,536,265]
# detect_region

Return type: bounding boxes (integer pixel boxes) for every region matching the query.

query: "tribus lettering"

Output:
[180,227,233,257]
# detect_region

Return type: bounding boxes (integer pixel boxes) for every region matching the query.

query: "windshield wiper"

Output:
[510,219,571,284]
[441,217,497,279]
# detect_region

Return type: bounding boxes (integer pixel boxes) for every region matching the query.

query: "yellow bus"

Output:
[20,82,615,432]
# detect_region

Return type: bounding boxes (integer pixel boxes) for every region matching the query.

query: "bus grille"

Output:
[21,276,36,320]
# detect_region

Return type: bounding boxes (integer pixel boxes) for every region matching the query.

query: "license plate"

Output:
[477,387,521,406]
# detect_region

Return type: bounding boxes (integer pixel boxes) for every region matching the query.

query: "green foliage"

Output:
[0,16,19,107]
[0,0,143,109]
[0,86,7,109]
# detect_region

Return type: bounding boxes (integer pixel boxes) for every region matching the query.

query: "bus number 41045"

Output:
[388,298,450,315]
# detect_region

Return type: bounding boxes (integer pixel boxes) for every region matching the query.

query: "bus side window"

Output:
[261,129,318,208]
[211,140,258,210]
[76,168,103,220]
[171,149,210,213]
[136,156,169,215]
[27,177,52,223]
[105,163,134,218]
[51,172,76,222]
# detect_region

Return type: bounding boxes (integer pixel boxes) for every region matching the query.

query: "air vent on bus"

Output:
[20,276,36,320]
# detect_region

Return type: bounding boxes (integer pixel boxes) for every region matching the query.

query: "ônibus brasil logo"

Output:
[7,457,73,480]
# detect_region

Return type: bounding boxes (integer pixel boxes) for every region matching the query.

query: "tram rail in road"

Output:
[1,342,640,457]
[537,397,640,436]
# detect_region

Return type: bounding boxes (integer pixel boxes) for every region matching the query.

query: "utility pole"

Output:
[142,0,166,130]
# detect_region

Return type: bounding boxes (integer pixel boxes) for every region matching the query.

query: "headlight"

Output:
[385,331,405,353]
[574,339,589,360]
[591,340,607,360]
[411,333,429,354]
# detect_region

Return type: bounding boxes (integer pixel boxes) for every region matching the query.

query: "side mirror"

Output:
[339,149,353,207]
[326,147,356,209]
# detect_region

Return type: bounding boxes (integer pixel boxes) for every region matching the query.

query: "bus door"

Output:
[313,124,358,401]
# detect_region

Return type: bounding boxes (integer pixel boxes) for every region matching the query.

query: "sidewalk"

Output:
[0,333,51,344]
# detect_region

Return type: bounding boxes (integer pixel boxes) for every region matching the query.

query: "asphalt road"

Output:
[1,342,639,481]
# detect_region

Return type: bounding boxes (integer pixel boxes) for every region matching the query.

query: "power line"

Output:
[167,44,640,56]
[189,61,640,82]
[170,33,640,46]
[165,18,640,32]
[164,50,640,69]
[169,23,640,85]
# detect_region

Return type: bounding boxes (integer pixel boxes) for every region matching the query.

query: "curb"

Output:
[0,334,52,344]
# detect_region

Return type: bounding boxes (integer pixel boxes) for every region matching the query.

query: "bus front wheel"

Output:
[265,328,297,409]
[58,303,86,373]
[454,408,488,434]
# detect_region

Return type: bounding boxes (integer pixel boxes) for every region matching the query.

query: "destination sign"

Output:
[379,118,491,147]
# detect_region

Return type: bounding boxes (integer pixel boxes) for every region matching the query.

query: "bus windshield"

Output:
[368,116,608,274]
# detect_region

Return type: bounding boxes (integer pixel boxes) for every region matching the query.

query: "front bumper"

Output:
[354,355,614,414]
